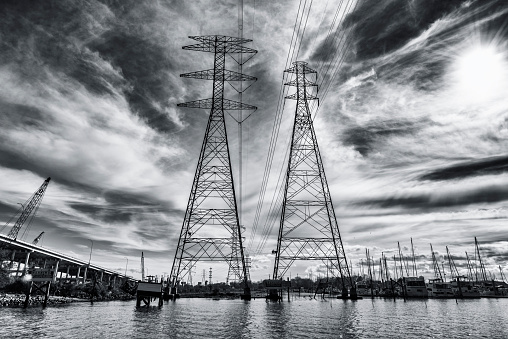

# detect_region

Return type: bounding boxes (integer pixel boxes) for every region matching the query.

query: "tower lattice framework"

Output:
[170,36,256,297]
[273,61,356,298]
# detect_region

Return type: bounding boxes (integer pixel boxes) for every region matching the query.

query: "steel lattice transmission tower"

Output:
[170,36,256,299]
[272,61,356,299]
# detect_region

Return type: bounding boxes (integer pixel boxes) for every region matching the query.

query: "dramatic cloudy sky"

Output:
[1,0,508,282]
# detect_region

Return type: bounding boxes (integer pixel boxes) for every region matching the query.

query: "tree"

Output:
[0,249,13,289]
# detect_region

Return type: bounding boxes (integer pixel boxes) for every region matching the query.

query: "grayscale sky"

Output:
[1,0,508,282]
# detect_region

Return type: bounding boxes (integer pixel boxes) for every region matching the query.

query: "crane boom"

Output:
[32,231,45,245]
[5,177,51,240]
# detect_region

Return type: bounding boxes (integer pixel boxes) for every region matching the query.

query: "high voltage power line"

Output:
[247,0,359,258]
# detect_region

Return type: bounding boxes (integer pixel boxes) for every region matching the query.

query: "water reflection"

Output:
[2,298,508,338]
[265,301,291,337]
[222,300,252,338]
[132,304,164,337]
[261,297,362,339]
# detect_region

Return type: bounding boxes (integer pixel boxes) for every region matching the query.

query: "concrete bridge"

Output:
[0,234,135,286]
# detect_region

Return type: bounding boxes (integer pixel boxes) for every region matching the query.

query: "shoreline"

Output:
[0,293,135,308]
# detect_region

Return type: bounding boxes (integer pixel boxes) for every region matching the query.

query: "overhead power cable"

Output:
[248,0,359,257]
[246,0,307,255]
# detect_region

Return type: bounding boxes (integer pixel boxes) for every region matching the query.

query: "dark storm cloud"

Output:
[0,100,52,129]
[0,0,183,134]
[69,188,177,224]
[89,30,180,133]
[0,150,50,180]
[0,1,120,90]
[341,119,424,156]
[339,0,467,61]
[0,148,98,197]
[348,223,386,234]
[70,202,134,223]
[420,155,508,181]
[360,185,508,210]
[102,189,162,207]
[0,201,19,216]
[309,0,508,91]
[376,51,447,91]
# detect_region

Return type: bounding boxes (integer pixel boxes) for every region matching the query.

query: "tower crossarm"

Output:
[284,78,317,87]
[177,98,257,110]
[181,69,256,81]
[285,92,318,101]
[284,61,317,74]
[183,42,257,54]
[188,35,253,44]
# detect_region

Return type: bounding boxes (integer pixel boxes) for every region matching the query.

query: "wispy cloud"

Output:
[0,0,507,281]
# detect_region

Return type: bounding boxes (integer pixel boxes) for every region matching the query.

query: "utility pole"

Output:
[209,267,213,290]
[272,61,355,299]
[141,252,145,282]
[124,257,128,277]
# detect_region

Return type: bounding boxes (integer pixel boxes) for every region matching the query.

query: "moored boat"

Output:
[450,276,480,298]
[404,276,428,298]
[426,278,454,298]
[355,281,372,297]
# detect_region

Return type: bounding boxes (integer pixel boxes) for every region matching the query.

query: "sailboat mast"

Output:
[411,238,418,276]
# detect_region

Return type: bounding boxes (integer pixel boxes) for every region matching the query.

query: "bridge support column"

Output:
[100,270,104,282]
[15,260,22,277]
[23,251,32,275]
[82,266,88,284]
[53,260,60,283]
[76,266,81,284]
[66,266,70,281]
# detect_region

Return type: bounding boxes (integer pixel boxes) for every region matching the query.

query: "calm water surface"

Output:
[1,297,508,338]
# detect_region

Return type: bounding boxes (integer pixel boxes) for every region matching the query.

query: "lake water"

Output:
[1,297,508,338]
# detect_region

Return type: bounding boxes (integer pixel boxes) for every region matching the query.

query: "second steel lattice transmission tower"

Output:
[169,36,256,299]
[273,61,356,299]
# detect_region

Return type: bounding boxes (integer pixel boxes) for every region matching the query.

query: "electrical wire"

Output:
[246,0,306,254]
[247,0,360,257]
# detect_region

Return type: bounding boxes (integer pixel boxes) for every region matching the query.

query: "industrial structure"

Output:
[1,234,134,286]
[271,61,356,299]
[4,177,51,241]
[1,177,134,294]
[169,35,257,299]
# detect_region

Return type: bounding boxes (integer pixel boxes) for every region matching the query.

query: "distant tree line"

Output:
[0,250,11,288]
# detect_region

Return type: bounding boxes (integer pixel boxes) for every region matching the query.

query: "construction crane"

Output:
[4,177,51,240]
[32,231,45,245]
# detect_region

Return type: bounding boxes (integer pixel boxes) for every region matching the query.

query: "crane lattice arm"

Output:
[5,177,51,240]
[32,231,45,245]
